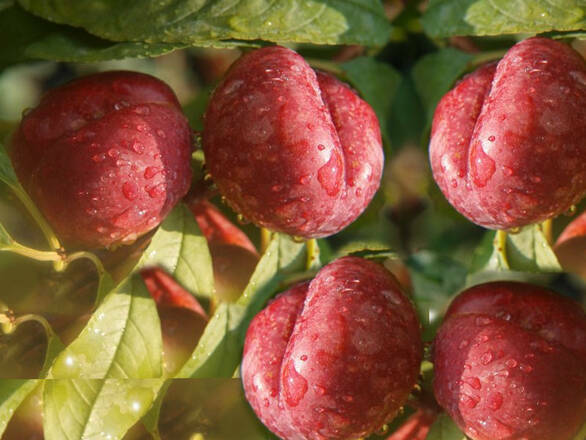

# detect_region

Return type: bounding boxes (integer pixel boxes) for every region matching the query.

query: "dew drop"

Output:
[132,105,151,115]
[475,316,493,326]
[481,351,494,365]
[460,394,479,409]
[313,385,326,396]
[298,175,310,185]
[519,363,533,373]
[463,376,481,390]
[317,144,326,151]
[283,360,307,407]
[147,183,165,198]
[471,148,496,187]
[488,135,496,142]
[505,359,518,368]
[131,141,145,154]
[317,151,343,196]
[300,355,308,361]
[122,181,139,201]
[144,166,160,179]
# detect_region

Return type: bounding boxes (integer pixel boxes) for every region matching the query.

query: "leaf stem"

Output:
[0,311,53,337]
[3,241,62,262]
[493,229,510,268]
[64,251,106,278]
[305,238,320,270]
[12,186,61,252]
[541,219,553,246]
[260,228,272,254]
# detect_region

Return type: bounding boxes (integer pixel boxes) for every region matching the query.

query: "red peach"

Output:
[242,257,422,440]
[430,38,586,229]
[10,71,192,249]
[203,46,383,238]
[433,281,586,440]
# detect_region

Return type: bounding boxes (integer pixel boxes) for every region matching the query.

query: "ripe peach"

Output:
[10,71,192,248]
[203,46,383,238]
[430,38,586,229]
[433,281,586,440]
[242,257,422,439]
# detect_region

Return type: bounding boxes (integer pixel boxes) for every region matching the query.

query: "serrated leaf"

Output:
[19,0,391,47]
[0,379,38,437]
[342,57,402,146]
[412,48,472,129]
[177,234,306,378]
[48,274,162,379]
[422,0,586,38]
[426,413,466,440]
[139,204,214,302]
[43,379,164,440]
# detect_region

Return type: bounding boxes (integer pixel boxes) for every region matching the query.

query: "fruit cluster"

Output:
[4,37,586,440]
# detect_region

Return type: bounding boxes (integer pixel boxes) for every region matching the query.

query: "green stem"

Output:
[12,186,61,252]
[493,229,510,268]
[64,251,105,278]
[0,312,53,337]
[541,219,553,246]
[3,242,61,262]
[305,238,320,270]
[260,228,272,254]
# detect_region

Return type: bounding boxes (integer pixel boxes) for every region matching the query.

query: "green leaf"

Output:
[426,413,466,440]
[177,234,306,378]
[43,379,164,440]
[412,48,472,129]
[0,222,13,248]
[0,4,189,68]
[342,57,402,146]
[0,380,38,437]
[422,0,586,38]
[506,224,562,272]
[94,271,115,306]
[48,274,163,379]
[406,251,467,341]
[475,226,562,273]
[387,76,426,148]
[19,0,391,47]
[0,142,18,189]
[139,203,214,301]
[141,381,171,440]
